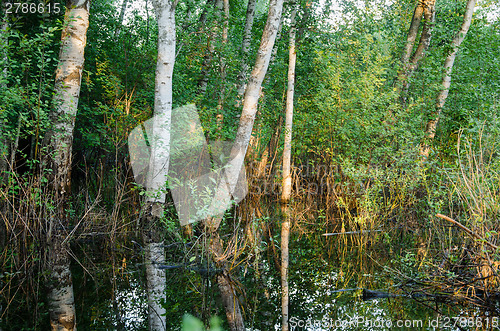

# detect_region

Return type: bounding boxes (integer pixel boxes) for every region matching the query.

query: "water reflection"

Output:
[75,231,491,330]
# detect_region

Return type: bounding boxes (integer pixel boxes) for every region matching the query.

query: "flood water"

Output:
[71,222,497,331]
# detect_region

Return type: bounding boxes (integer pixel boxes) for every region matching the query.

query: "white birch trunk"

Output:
[280,216,290,331]
[44,0,89,200]
[142,0,176,329]
[281,7,296,204]
[281,6,297,331]
[409,0,436,68]
[420,0,476,157]
[203,0,284,329]
[398,0,436,92]
[146,0,175,204]
[205,0,284,232]
[44,1,90,329]
[47,235,77,331]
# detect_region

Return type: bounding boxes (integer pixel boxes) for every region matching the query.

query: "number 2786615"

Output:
[5,2,62,15]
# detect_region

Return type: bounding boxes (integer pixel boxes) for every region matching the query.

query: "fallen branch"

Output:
[322,229,382,236]
[436,214,498,250]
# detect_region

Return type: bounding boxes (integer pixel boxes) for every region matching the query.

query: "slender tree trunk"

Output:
[216,0,229,134]
[281,10,296,204]
[203,0,284,329]
[0,2,10,180]
[237,0,257,97]
[409,0,436,71]
[0,9,12,251]
[42,1,90,330]
[205,0,284,233]
[401,1,424,67]
[197,0,217,96]
[397,0,436,93]
[142,0,176,329]
[395,0,423,91]
[420,0,476,157]
[114,0,129,40]
[280,5,297,331]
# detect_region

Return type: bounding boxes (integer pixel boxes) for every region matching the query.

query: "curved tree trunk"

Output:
[420,0,476,157]
[280,4,297,331]
[203,0,285,329]
[42,1,90,330]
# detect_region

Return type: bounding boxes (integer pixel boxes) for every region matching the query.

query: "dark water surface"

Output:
[73,228,495,330]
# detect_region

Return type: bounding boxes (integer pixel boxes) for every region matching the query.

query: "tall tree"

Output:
[203,0,285,328]
[396,0,436,93]
[197,0,218,95]
[420,0,476,157]
[141,0,177,329]
[216,0,229,133]
[41,0,90,329]
[0,1,10,181]
[281,4,297,331]
[114,0,129,40]
[400,1,424,70]
[237,0,257,97]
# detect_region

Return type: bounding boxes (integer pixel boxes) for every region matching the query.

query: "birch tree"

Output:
[216,0,229,133]
[0,2,10,181]
[400,1,424,71]
[396,0,436,92]
[41,0,90,329]
[420,0,476,157]
[114,0,129,40]
[141,0,177,329]
[202,0,284,328]
[281,4,297,330]
[197,0,217,95]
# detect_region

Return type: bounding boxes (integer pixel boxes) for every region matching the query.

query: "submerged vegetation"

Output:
[0,0,499,329]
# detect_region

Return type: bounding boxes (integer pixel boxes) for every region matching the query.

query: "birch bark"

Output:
[141,0,177,329]
[397,0,436,91]
[401,1,424,66]
[42,1,90,330]
[203,0,284,329]
[420,0,476,157]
